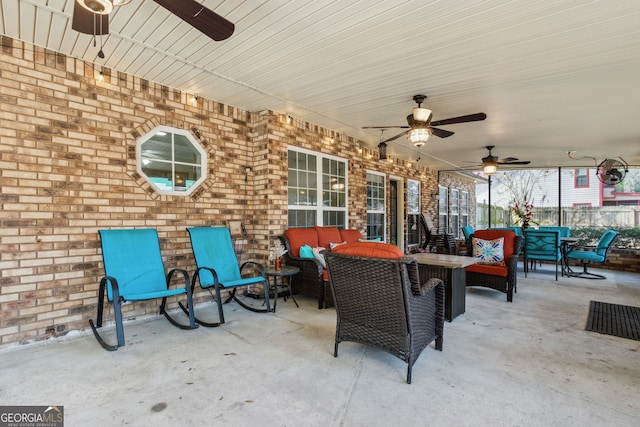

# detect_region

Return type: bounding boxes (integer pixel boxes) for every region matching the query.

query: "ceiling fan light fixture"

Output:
[112,0,131,6]
[408,128,430,147]
[483,161,498,176]
[78,0,113,15]
[412,107,432,123]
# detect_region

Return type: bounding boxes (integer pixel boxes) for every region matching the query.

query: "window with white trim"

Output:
[438,186,449,233]
[407,179,421,246]
[137,125,207,195]
[367,171,386,240]
[287,148,347,228]
[450,189,460,238]
[461,190,470,231]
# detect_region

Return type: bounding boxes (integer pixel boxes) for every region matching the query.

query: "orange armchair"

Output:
[465,229,523,302]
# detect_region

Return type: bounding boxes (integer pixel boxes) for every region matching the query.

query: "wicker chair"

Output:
[324,242,445,384]
[465,229,522,302]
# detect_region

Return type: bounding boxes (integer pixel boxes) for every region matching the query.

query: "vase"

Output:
[275,256,282,270]
[521,221,530,233]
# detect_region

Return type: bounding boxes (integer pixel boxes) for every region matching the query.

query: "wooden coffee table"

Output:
[409,253,479,321]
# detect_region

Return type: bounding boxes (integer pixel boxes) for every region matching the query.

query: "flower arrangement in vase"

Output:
[512,202,537,229]
[270,239,288,270]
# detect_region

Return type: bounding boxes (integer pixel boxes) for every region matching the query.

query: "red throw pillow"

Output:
[285,228,319,257]
[314,226,343,248]
[339,229,363,243]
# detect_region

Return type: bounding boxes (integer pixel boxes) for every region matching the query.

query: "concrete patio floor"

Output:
[1,264,639,426]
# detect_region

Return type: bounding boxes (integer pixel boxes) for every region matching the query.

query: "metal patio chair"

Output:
[185,226,271,326]
[90,228,198,351]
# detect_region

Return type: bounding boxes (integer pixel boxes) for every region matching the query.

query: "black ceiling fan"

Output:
[362,94,487,147]
[476,145,531,175]
[72,0,235,42]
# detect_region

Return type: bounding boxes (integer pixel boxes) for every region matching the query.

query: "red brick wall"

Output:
[0,38,472,347]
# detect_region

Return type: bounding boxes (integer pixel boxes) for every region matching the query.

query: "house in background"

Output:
[475,167,640,228]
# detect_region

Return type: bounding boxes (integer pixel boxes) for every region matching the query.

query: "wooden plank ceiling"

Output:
[2,0,640,171]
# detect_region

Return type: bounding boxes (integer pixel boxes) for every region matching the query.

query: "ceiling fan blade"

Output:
[72,1,109,35]
[498,160,531,165]
[153,0,235,41]
[499,157,519,162]
[380,130,409,143]
[430,112,487,127]
[430,127,455,138]
[361,126,409,129]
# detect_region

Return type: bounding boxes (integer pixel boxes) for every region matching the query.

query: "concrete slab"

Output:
[1,265,639,426]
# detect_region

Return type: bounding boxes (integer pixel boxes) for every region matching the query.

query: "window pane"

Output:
[288,149,346,225]
[367,172,385,240]
[288,210,316,228]
[407,213,420,245]
[288,169,297,187]
[174,134,200,164]
[408,180,420,214]
[367,213,385,240]
[138,127,206,195]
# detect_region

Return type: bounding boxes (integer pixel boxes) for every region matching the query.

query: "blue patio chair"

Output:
[524,229,562,280]
[90,229,197,351]
[459,225,474,255]
[566,229,618,279]
[539,226,571,238]
[185,226,271,326]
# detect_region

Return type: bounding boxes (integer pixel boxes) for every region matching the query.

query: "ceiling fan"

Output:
[72,0,235,43]
[362,94,487,148]
[477,145,531,175]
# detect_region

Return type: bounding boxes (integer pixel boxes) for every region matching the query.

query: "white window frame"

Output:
[287,147,348,227]
[367,171,386,240]
[450,188,460,238]
[407,179,421,246]
[461,190,470,230]
[438,186,449,233]
[136,125,207,196]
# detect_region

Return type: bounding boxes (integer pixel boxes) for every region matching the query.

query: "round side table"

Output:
[264,265,300,312]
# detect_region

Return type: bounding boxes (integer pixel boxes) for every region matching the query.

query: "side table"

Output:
[560,237,580,277]
[264,265,300,312]
[409,253,480,321]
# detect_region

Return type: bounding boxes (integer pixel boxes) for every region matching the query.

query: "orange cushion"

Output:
[322,269,329,282]
[314,226,343,248]
[473,230,516,258]
[339,229,363,243]
[332,242,404,259]
[466,263,509,277]
[285,228,319,257]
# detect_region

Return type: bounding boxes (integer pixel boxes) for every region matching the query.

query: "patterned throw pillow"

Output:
[472,237,506,266]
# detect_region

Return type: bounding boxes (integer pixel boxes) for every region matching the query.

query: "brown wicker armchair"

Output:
[324,242,445,384]
[465,229,522,302]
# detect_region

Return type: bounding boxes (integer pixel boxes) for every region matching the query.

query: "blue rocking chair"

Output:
[566,229,618,279]
[90,229,198,351]
[185,227,271,327]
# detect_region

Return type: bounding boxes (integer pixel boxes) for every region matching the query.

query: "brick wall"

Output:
[0,37,472,348]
